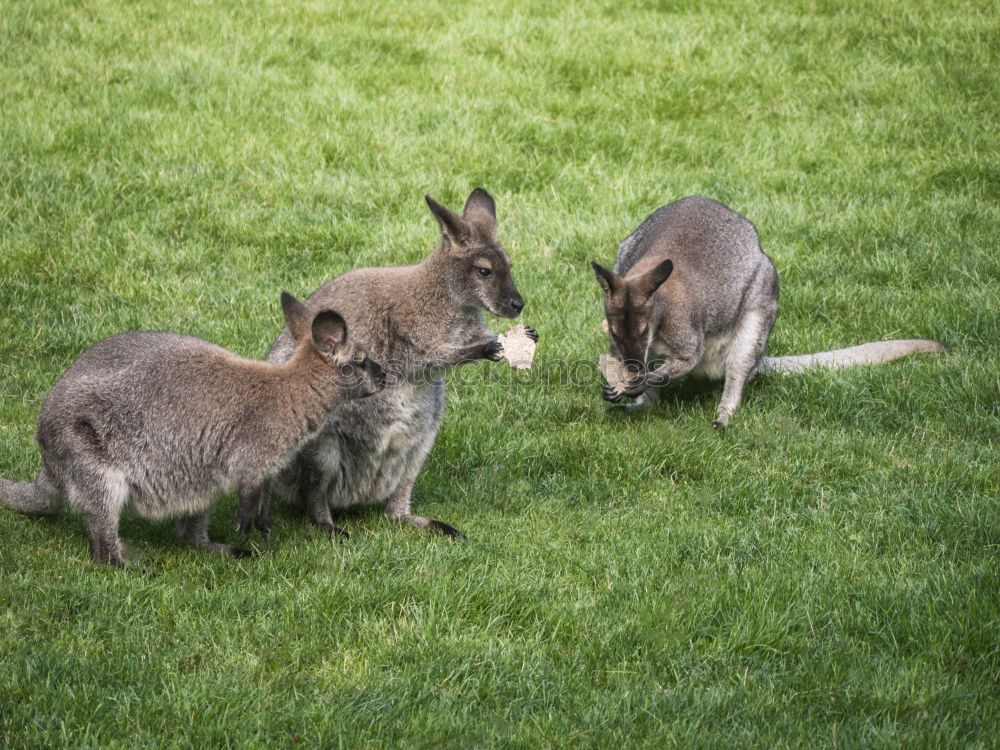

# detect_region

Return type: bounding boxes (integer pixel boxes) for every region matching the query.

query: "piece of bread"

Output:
[598,353,630,396]
[498,325,536,370]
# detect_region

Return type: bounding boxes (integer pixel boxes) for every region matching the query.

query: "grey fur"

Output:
[594,196,945,428]
[0,293,384,566]
[263,188,529,540]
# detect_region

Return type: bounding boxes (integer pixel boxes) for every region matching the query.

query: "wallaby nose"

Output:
[510,296,524,314]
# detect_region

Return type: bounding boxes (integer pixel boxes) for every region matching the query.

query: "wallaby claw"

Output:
[316,520,350,542]
[429,520,466,540]
[602,384,624,403]
[524,327,539,342]
[483,339,504,361]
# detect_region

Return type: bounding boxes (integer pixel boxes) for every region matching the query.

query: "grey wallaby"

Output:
[260,188,533,540]
[0,292,385,566]
[593,195,945,428]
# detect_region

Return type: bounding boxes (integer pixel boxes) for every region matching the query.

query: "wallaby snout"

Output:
[334,352,387,399]
[367,357,388,393]
[496,282,525,319]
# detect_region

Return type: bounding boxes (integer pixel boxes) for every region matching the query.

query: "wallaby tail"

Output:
[759,338,946,375]
[0,470,64,515]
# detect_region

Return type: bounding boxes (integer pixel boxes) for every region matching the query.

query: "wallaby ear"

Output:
[591,261,617,295]
[462,188,497,238]
[425,195,469,247]
[310,310,348,357]
[637,259,673,299]
[280,291,311,341]
[463,188,496,220]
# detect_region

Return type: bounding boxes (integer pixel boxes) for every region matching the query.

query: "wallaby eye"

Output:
[475,267,492,278]
[640,325,650,338]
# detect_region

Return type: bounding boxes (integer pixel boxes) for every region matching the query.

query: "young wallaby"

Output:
[0,292,385,566]
[593,195,945,428]
[262,188,534,540]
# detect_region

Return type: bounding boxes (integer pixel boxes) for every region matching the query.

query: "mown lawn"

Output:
[1,0,998,746]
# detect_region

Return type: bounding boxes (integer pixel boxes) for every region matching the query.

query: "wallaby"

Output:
[0,292,385,566]
[593,196,945,428]
[261,188,534,540]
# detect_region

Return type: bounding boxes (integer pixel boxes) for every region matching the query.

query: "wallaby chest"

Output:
[309,378,444,509]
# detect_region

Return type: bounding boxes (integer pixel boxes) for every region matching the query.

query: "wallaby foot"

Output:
[631,392,654,409]
[236,482,270,542]
[189,539,255,558]
[221,543,256,558]
[391,513,465,540]
[89,535,126,567]
[607,390,655,413]
[177,511,253,558]
[711,417,729,430]
[301,491,348,541]
[428,518,466,539]
[75,481,127,567]
[314,519,350,542]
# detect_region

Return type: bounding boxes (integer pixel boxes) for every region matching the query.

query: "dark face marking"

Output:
[592,259,673,372]
[333,342,387,398]
[467,247,524,319]
[604,288,653,370]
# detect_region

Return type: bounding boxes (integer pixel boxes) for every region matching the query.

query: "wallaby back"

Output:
[593,196,944,428]
[0,292,383,565]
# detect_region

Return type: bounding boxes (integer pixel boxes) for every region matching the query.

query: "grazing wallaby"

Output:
[0,293,385,566]
[262,188,533,540]
[593,195,945,428]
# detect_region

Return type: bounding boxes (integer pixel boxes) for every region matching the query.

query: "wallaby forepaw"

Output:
[623,377,648,398]
[602,384,624,403]
[524,327,539,342]
[483,339,504,361]
[429,520,466,540]
[711,418,729,430]
[227,545,256,559]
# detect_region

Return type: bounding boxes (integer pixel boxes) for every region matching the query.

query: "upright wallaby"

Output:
[262,188,533,540]
[593,196,945,428]
[0,292,385,566]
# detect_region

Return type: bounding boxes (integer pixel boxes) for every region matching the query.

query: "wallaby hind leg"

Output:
[383,438,464,539]
[713,307,776,429]
[292,461,349,541]
[236,480,273,544]
[176,511,254,558]
[67,475,128,567]
[384,476,464,538]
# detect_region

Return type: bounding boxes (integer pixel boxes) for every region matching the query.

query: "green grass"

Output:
[2,0,998,746]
